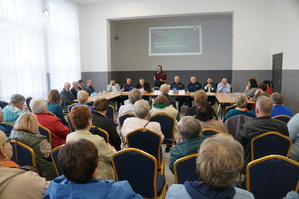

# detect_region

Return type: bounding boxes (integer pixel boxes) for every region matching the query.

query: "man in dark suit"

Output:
[60,82,76,110]
[85,79,96,95]
[78,79,86,91]
[203,77,217,106]
[70,81,79,99]
[136,78,150,101]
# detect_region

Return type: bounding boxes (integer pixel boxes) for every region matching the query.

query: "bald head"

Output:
[160,84,169,94]
[256,96,273,116]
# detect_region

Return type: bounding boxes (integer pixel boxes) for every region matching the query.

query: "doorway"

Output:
[272,53,283,93]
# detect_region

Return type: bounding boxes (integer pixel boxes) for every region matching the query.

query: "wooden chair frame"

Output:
[50,145,64,177]
[173,153,198,184]
[224,104,237,115]
[118,112,135,128]
[201,128,223,136]
[272,114,292,123]
[13,141,37,166]
[90,126,109,143]
[39,124,53,146]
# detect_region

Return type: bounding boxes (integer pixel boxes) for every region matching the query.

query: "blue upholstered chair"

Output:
[66,116,75,132]
[39,125,52,146]
[50,145,64,177]
[201,128,222,137]
[10,140,17,163]
[1,122,14,136]
[149,113,176,146]
[251,131,292,161]
[126,128,164,174]
[105,104,114,120]
[246,155,299,199]
[0,100,8,109]
[16,141,37,166]
[67,103,77,113]
[112,148,168,199]
[89,126,109,143]
[174,153,199,184]
[224,104,237,115]
[272,114,292,123]
[118,112,135,128]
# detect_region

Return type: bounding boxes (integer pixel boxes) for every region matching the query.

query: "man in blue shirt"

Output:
[170,76,185,111]
[217,78,231,94]
[270,92,294,117]
[121,78,135,92]
[186,76,202,107]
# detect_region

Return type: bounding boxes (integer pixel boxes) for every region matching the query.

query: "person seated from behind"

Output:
[223,93,256,122]
[169,116,206,174]
[0,131,48,199]
[244,78,258,98]
[263,80,273,95]
[251,83,270,102]
[85,79,96,95]
[136,78,151,94]
[60,82,76,110]
[166,134,254,199]
[121,78,135,92]
[74,90,94,112]
[270,92,294,117]
[2,94,25,124]
[185,90,216,118]
[92,98,121,151]
[170,76,186,112]
[196,101,228,134]
[0,108,10,136]
[47,89,67,126]
[70,81,79,99]
[216,78,231,94]
[287,113,299,162]
[30,98,70,148]
[118,88,142,117]
[44,139,143,199]
[160,84,177,109]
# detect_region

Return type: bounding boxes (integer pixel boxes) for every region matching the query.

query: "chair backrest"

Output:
[1,122,14,135]
[68,103,77,113]
[66,115,75,132]
[89,126,109,143]
[15,141,37,166]
[272,114,292,123]
[50,145,64,177]
[251,131,292,160]
[246,155,299,199]
[174,153,199,184]
[10,140,17,163]
[112,148,159,198]
[38,125,52,146]
[149,113,175,145]
[0,100,9,109]
[201,128,222,136]
[224,114,254,138]
[118,112,135,128]
[126,128,162,165]
[26,96,33,112]
[105,104,114,120]
[224,104,237,115]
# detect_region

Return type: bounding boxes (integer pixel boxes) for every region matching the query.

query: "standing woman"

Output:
[244,78,258,98]
[154,65,167,87]
[9,113,56,180]
[47,89,67,126]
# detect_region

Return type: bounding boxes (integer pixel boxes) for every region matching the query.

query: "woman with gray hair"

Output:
[223,93,256,122]
[2,94,25,124]
[169,116,206,173]
[73,90,94,111]
[118,88,142,116]
[30,98,69,148]
[121,99,164,145]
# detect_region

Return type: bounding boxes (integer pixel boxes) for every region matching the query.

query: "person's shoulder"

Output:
[166,184,191,199]
[107,180,143,199]
[233,187,255,199]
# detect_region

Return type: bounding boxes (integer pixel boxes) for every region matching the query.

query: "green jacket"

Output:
[169,136,206,173]
[9,130,56,180]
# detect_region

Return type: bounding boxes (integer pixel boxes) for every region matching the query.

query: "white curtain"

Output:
[0,0,47,101]
[0,0,81,101]
[48,0,81,90]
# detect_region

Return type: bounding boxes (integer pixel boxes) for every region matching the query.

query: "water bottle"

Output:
[92,92,97,100]
[115,87,119,94]
[233,92,237,101]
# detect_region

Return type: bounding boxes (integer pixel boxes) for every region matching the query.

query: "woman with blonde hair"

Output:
[47,89,67,125]
[73,90,94,111]
[9,113,56,180]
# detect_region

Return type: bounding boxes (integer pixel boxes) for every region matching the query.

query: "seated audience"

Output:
[60,82,76,110]
[85,79,96,95]
[67,105,116,180]
[74,90,94,111]
[169,116,206,173]
[186,76,202,107]
[170,76,186,111]
[0,131,48,199]
[30,98,69,148]
[0,108,10,136]
[70,81,79,99]
[78,79,86,91]
[2,94,25,124]
[121,99,164,144]
[270,92,294,117]
[196,101,228,134]
[47,89,67,126]
[92,98,121,151]
[118,88,142,116]
[160,84,177,109]
[224,93,256,122]
[121,78,135,92]
[244,78,258,98]
[251,83,270,102]
[236,96,289,174]
[287,113,299,162]
[10,113,56,180]
[136,78,151,93]
[44,139,142,199]
[216,78,231,94]
[263,80,273,95]
[166,134,254,199]
[203,77,216,93]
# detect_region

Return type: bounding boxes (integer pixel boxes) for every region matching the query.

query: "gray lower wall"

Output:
[82,69,299,114]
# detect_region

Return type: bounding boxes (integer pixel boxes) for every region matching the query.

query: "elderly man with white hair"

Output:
[2,94,25,124]
[60,82,76,110]
[30,98,69,148]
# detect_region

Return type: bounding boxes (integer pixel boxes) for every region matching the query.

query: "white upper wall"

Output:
[79,0,277,72]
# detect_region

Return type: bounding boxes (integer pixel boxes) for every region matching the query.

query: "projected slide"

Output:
[149,26,202,56]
